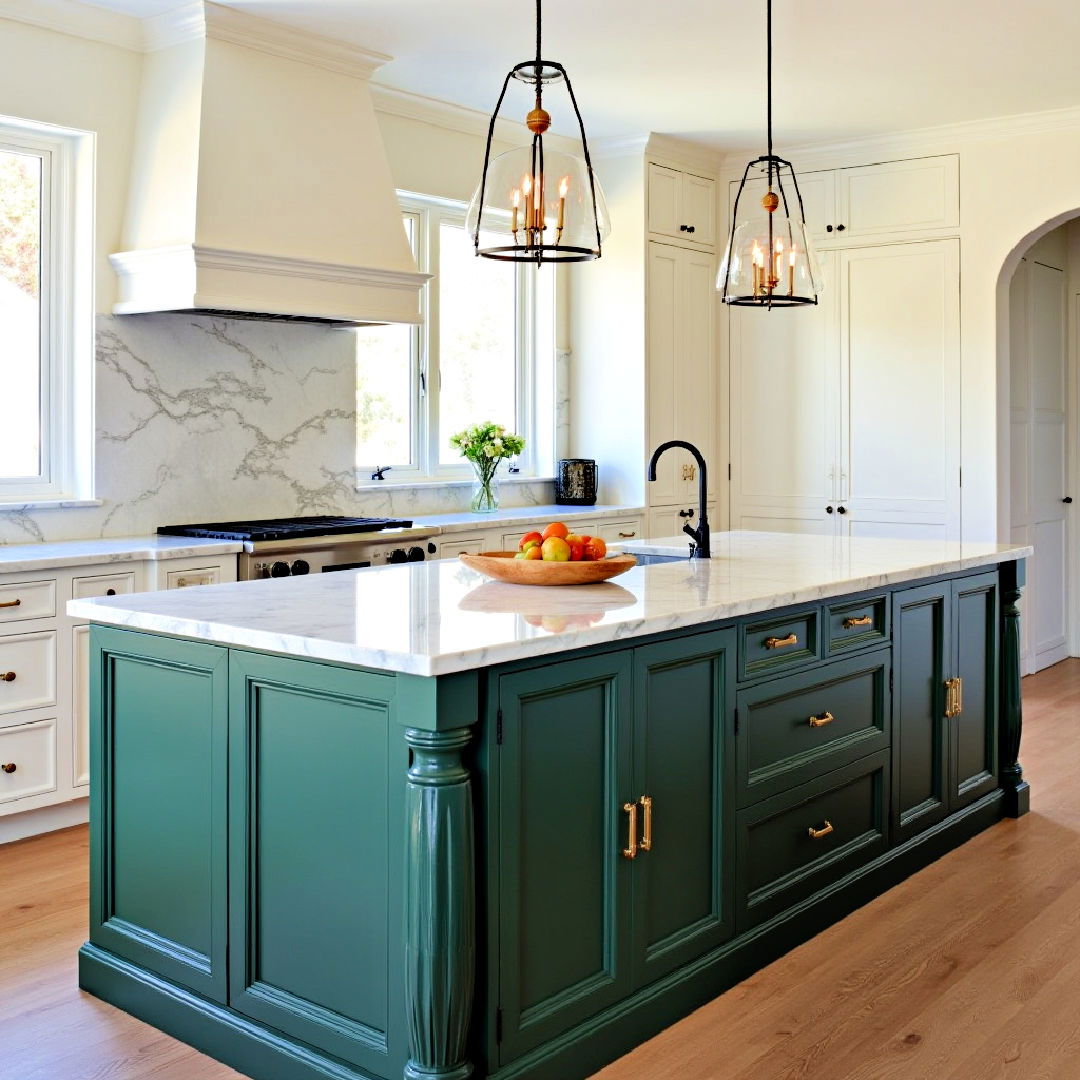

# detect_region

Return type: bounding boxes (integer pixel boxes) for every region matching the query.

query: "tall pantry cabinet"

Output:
[727,154,962,541]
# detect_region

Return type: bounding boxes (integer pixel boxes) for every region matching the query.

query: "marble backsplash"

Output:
[0,314,560,545]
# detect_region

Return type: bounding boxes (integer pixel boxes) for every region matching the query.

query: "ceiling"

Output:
[80,0,1080,152]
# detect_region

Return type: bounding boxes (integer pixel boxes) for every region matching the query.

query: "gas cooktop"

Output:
[158,515,414,543]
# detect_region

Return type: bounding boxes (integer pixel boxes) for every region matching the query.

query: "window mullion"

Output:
[424,210,442,477]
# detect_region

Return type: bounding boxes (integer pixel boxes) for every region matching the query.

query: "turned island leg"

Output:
[404,726,476,1080]
[1000,560,1030,817]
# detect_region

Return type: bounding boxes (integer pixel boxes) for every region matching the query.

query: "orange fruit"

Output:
[583,536,607,561]
[542,521,569,541]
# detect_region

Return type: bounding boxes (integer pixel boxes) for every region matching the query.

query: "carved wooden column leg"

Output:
[1000,560,1030,817]
[404,726,475,1080]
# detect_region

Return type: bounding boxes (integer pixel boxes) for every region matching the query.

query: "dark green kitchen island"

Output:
[68,532,1031,1080]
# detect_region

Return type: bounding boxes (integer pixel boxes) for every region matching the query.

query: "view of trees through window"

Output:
[0,148,42,480]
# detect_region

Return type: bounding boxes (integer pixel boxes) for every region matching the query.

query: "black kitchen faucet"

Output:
[647,440,711,559]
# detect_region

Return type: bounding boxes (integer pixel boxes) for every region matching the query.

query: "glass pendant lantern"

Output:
[467,0,610,263]
[718,0,821,307]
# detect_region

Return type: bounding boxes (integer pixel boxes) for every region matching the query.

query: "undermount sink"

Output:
[630,552,689,565]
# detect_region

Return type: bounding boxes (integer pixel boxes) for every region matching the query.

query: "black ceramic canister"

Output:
[555,459,597,506]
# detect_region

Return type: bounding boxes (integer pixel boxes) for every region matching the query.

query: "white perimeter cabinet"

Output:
[730,236,961,541]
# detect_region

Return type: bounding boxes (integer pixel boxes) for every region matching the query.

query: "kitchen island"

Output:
[70,532,1031,1080]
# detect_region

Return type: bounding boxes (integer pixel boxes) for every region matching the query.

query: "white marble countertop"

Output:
[0,535,243,574]
[415,504,644,535]
[68,532,1031,678]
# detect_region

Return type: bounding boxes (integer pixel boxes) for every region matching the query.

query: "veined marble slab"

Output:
[68,532,1032,678]
[0,536,242,574]
[416,504,645,535]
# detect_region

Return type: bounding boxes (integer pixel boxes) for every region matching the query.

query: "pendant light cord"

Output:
[766,0,773,179]
[535,0,543,101]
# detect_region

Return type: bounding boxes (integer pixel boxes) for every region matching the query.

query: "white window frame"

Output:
[356,191,552,484]
[0,116,95,507]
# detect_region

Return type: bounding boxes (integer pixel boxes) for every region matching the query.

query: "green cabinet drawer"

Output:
[736,651,891,807]
[737,751,889,930]
[739,608,819,681]
[825,594,889,654]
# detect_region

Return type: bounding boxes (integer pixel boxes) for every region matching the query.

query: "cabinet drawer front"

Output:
[72,571,137,601]
[0,579,56,624]
[737,653,890,806]
[825,595,888,653]
[0,631,57,715]
[166,566,221,589]
[740,609,819,679]
[441,537,486,558]
[738,751,889,929]
[594,520,640,543]
[0,718,56,803]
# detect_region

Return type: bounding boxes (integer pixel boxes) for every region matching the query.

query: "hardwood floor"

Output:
[3,661,1080,1079]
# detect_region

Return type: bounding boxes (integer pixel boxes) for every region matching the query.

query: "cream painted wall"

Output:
[0,17,142,311]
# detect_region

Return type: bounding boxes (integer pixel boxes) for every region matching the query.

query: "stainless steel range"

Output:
[158,516,440,581]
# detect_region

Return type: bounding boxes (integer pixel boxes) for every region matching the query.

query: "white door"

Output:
[729,169,835,243]
[647,244,682,505]
[728,251,839,534]
[681,173,716,247]
[837,239,961,540]
[835,156,959,239]
[647,164,681,240]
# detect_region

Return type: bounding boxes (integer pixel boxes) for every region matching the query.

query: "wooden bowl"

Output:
[459,551,637,586]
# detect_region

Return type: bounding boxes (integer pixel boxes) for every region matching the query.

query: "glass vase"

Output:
[469,464,500,514]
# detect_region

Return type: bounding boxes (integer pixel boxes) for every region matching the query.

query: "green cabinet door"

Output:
[496,652,634,1063]
[950,572,999,810]
[892,581,951,843]
[228,651,407,1079]
[89,627,229,1003]
[630,630,735,986]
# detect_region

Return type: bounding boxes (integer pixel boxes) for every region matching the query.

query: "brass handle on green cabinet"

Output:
[764,633,798,650]
[639,795,653,852]
[1,762,15,774]
[0,671,15,683]
[807,820,834,840]
[622,802,638,860]
[0,598,21,609]
[944,677,963,718]
[843,615,873,629]
[809,711,835,728]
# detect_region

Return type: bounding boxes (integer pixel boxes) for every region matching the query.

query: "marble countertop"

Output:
[415,504,644,535]
[68,532,1031,678]
[0,535,243,574]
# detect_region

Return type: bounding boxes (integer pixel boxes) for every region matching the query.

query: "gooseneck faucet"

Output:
[647,440,711,558]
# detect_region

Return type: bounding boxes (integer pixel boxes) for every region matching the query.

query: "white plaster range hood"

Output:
[111,1,429,326]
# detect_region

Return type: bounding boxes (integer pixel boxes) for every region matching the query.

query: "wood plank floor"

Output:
[3,661,1080,1080]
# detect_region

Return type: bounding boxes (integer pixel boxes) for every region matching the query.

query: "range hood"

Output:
[111,1,428,326]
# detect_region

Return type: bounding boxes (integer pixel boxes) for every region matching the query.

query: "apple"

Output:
[541,536,571,561]
[542,521,569,541]
[521,539,541,554]
[519,531,543,551]
[567,539,586,562]
[583,536,607,561]
[524,545,542,560]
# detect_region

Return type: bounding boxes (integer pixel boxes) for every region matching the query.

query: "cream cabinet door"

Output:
[837,239,960,540]
[648,164,682,239]
[835,155,959,239]
[728,169,835,242]
[729,251,839,533]
[681,173,716,247]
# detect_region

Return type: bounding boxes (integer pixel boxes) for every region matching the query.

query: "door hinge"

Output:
[496,708,504,745]
[889,669,894,693]
[728,462,732,481]
[959,467,962,488]
[495,1007,503,1043]
[734,707,740,735]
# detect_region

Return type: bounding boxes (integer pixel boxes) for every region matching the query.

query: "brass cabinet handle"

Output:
[0,672,15,683]
[1,762,15,774]
[807,820,834,840]
[0,599,21,609]
[618,531,637,538]
[622,802,638,860]
[639,795,653,852]
[944,677,963,718]
[764,633,798,650]
[843,615,873,629]
[809,711,835,728]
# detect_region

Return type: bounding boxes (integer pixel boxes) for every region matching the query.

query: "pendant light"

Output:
[718,0,821,307]
[466,0,610,263]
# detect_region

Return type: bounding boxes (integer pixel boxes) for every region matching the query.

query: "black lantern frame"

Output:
[471,1,606,264]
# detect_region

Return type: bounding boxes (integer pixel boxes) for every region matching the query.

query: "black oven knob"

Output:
[291,559,310,576]
[270,561,291,578]
[427,542,437,554]
[388,548,408,564]
[407,546,425,562]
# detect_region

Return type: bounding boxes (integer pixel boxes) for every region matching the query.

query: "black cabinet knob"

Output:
[1,762,15,774]
[837,506,847,515]
[836,224,846,232]
[106,589,116,596]
[687,225,696,234]
[1064,497,1073,504]
[826,225,834,233]
[679,224,689,232]
[826,505,834,514]
[678,508,695,518]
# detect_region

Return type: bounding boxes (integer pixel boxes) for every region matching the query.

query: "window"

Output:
[356,193,556,482]
[0,117,93,505]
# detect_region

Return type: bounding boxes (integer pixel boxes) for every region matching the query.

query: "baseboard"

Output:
[0,797,88,845]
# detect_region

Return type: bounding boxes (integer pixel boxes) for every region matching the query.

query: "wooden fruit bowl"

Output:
[459,551,637,586]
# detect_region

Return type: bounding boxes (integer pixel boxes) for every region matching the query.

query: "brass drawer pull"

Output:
[0,672,16,683]
[807,820,834,840]
[809,711,835,728]
[618,531,637,538]
[622,801,638,860]
[843,615,873,629]
[1,762,15,774]
[639,795,653,851]
[764,633,798,650]
[944,677,963,718]
[0,599,21,609]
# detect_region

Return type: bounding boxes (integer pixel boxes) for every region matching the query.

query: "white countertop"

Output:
[68,532,1031,678]
[415,504,644,535]
[0,535,243,574]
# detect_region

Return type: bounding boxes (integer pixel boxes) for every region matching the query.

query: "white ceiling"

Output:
[81,0,1080,152]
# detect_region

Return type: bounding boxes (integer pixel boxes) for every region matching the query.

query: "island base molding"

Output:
[79,789,1005,1080]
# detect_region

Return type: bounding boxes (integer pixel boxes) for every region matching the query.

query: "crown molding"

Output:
[0,0,142,51]
[590,134,650,159]
[590,132,721,174]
